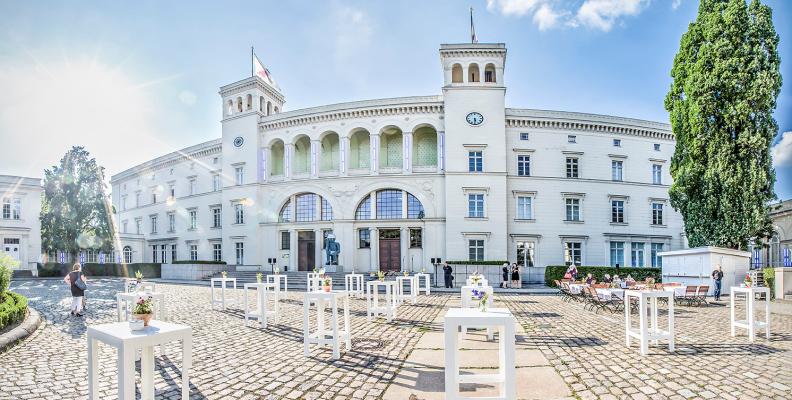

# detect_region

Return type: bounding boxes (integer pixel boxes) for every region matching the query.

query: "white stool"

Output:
[444,308,516,400]
[210,277,237,310]
[730,286,770,341]
[266,274,288,296]
[415,273,431,295]
[244,282,279,328]
[116,292,167,322]
[302,291,351,359]
[366,280,397,321]
[345,273,364,298]
[624,290,675,355]
[396,275,418,304]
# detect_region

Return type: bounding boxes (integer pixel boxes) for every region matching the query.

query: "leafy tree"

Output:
[665,0,782,250]
[41,147,115,260]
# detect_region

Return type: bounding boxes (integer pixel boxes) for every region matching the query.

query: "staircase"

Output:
[12,270,33,279]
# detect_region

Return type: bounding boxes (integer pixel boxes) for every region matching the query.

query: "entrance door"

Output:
[378,229,400,272]
[298,231,316,271]
[517,240,543,283]
[3,238,20,260]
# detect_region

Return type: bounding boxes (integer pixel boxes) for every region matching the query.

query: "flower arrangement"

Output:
[318,267,326,276]
[744,273,752,287]
[256,273,262,283]
[134,270,143,281]
[221,271,228,279]
[403,271,409,277]
[471,289,489,312]
[323,277,332,292]
[470,273,483,285]
[645,277,655,288]
[377,271,385,282]
[132,295,154,326]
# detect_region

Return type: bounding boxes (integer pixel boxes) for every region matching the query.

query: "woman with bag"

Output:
[64,263,87,317]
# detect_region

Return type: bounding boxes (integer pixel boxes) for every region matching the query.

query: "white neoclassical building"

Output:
[111,42,684,282]
[0,175,42,274]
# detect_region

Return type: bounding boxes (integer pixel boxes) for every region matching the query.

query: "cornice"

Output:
[505,108,673,141]
[0,175,42,188]
[219,76,285,103]
[439,43,507,58]
[110,139,222,183]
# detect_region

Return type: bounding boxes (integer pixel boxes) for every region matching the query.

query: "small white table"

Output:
[444,308,516,400]
[396,275,418,305]
[244,282,279,328]
[415,273,431,295]
[460,285,495,339]
[87,320,191,400]
[116,292,167,322]
[597,288,625,300]
[730,286,770,341]
[266,274,288,295]
[366,280,397,321]
[303,291,351,359]
[624,290,675,355]
[210,277,237,310]
[345,273,364,298]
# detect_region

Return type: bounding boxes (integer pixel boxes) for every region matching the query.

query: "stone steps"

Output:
[11,270,33,279]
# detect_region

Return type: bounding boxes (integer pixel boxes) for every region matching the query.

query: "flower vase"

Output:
[323,285,331,292]
[133,313,152,327]
[479,300,488,312]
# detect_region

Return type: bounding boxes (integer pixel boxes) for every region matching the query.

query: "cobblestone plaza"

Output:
[1,279,791,399]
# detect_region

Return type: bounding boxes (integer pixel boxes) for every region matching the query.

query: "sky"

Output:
[0,0,790,199]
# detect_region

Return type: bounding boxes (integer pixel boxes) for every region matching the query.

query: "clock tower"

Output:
[440,43,509,262]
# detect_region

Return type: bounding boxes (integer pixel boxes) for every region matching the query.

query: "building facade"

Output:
[0,175,42,273]
[110,42,684,281]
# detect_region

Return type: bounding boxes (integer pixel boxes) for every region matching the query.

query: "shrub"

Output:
[447,260,510,265]
[0,251,20,294]
[545,265,662,287]
[171,260,227,265]
[763,267,775,300]
[0,291,28,330]
[38,263,162,278]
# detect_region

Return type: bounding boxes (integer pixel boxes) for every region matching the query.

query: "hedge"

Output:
[763,267,775,300]
[171,260,227,265]
[38,263,162,278]
[545,265,662,287]
[447,260,510,265]
[0,291,28,331]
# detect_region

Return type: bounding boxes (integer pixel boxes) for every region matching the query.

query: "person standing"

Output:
[64,263,87,317]
[511,263,520,288]
[712,264,724,301]
[501,264,509,288]
[443,262,454,288]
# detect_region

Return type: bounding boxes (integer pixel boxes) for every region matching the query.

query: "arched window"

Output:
[274,106,279,113]
[270,140,285,176]
[123,246,133,264]
[236,97,243,112]
[246,94,253,110]
[226,100,233,115]
[468,63,480,82]
[293,136,311,175]
[407,193,425,219]
[379,127,403,169]
[295,193,317,221]
[267,101,272,115]
[279,193,333,223]
[377,190,402,219]
[355,195,371,219]
[484,63,496,83]
[770,234,780,267]
[451,63,463,83]
[321,197,333,221]
[259,96,265,112]
[354,189,425,220]
[279,200,292,222]
[349,129,371,170]
[320,132,340,171]
[412,126,438,167]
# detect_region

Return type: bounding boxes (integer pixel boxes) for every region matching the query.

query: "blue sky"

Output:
[0,0,790,199]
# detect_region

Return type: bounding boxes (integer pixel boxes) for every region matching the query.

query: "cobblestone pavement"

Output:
[2,280,791,399]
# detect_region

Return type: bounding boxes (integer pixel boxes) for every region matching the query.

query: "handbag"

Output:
[74,272,87,291]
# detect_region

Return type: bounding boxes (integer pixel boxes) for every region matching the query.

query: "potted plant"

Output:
[256,273,262,283]
[743,273,752,288]
[472,289,489,312]
[323,277,332,292]
[377,271,385,282]
[132,296,154,327]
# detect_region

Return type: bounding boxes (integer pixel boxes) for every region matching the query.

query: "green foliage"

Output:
[41,147,115,259]
[763,267,775,299]
[171,260,227,265]
[0,251,19,294]
[0,292,28,330]
[665,0,782,250]
[544,266,662,287]
[38,263,161,278]
[132,296,154,314]
[447,260,510,265]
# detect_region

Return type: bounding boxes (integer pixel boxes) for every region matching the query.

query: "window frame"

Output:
[468,239,485,261]
[517,154,531,176]
[467,193,485,218]
[468,151,483,172]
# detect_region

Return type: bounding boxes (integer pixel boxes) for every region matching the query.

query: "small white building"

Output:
[0,175,42,273]
[659,247,750,291]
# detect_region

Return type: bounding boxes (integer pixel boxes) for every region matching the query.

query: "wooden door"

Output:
[298,231,315,271]
[378,229,401,272]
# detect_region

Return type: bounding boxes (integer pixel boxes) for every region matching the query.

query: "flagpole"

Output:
[251,46,254,78]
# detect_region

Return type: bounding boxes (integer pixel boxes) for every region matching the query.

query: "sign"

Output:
[99,252,105,264]
[784,248,791,267]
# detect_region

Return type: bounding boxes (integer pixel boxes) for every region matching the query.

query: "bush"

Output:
[763,267,775,300]
[0,251,20,293]
[544,265,662,287]
[171,260,227,265]
[447,260,510,265]
[0,291,27,330]
[38,263,162,278]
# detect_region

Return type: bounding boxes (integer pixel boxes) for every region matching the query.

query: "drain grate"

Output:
[352,337,390,352]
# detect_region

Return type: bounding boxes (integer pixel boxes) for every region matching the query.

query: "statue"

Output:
[325,234,341,265]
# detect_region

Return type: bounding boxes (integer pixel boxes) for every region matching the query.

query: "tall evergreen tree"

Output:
[665,0,782,250]
[41,147,115,260]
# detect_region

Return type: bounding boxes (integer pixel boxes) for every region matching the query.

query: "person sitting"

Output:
[602,274,612,284]
[585,273,596,285]
[625,274,636,287]
[612,275,623,288]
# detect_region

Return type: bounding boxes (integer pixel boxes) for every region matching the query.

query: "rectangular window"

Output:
[565,198,581,221]
[160,244,167,264]
[467,194,485,218]
[519,132,529,141]
[235,204,245,224]
[358,229,371,248]
[652,203,664,225]
[235,166,244,185]
[168,213,175,232]
[213,243,222,262]
[651,243,663,267]
[613,139,621,147]
[517,155,531,176]
[150,215,158,234]
[235,242,244,265]
[190,244,198,261]
[136,219,142,234]
[564,242,582,266]
[212,174,221,192]
[610,241,625,267]
[652,164,662,185]
[631,242,645,267]
[170,185,175,199]
[152,245,158,263]
[152,193,157,204]
[135,193,141,207]
[484,70,494,82]
[611,200,624,223]
[122,221,128,234]
[468,239,484,261]
[1,198,9,219]
[189,178,197,195]
[171,244,177,263]
[189,210,197,230]
[376,190,402,219]
[468,151,483,172]
[566,157,579,178]
[409,228,422,248]
[568,135,576,143]
[9,199,18,219]
[516,196,532,220]
[281,231,290,250]
[611,160,623,181]
[212,207,221,228]
[121,196,127,211]
[654,143,661,151]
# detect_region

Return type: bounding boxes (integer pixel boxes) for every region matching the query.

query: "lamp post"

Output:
[432,257,442,288]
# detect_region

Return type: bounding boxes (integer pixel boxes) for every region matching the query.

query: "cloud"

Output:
[486,0,649,32]
[772,131,792,167]
[672,0,682,10]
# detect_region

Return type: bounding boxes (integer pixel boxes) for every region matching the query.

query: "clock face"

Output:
[466,112,484,126]
[233,137,245,148]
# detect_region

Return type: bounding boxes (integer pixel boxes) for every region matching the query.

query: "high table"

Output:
[345,273,364,298]
[210,277,237,310]
[396,275,418,305]
[444,308,516,400]
[266,274,288,296]
[460,285,495,339]
[366,280,397,321]
[730,286,770,341]
[303,291,351,359]
[624,290,675,355]
[87,320,191,400]
[116,292,167,321]
[244,282,279,328]
[415,273,431,295]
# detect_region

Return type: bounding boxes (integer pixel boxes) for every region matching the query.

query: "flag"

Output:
[470,7,478,44]
[253,51,281,91]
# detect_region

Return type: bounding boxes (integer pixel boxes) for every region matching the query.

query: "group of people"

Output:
[440,262,522,288]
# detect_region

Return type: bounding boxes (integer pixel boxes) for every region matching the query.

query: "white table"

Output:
[396,275,418,305]
[345,273,364,298]
[266,274,288,295]
[244,282,279,328]
[730,286,770,341]
[125,280,156,293]
[210,277,237,310]
[568,283,585,294]
[624,290,675,355]
[460,285,495,339]
[303,291,351,359]
[663,285,687,297]
[116,292,167,322]
[597,288,625,300]
[444,308,516,400]
[465,277,489,287]
[87,320,191,400]
[415,273,431,295]
[366,280,397,321]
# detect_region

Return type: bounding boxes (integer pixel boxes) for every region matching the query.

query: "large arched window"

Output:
[407,193,425,218]
[279,201,292,222]
[279,193,333,222]
[376,190,402,219]
[270,140,285,176]
[293,136,311,175]
[484,63,496,83]
[468,63,480,82]
[349,129,371,170]
[379,127,403,169]
[451,63,463,83]
[354,189,425,220]
[123,246,133,264]
[246,94,253,110]
[320,132,340,171]
[356,195,371,219]
[412,126,438,167]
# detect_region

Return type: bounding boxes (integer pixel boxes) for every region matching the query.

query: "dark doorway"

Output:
[378,229,400,272]
[298,231,315,271]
